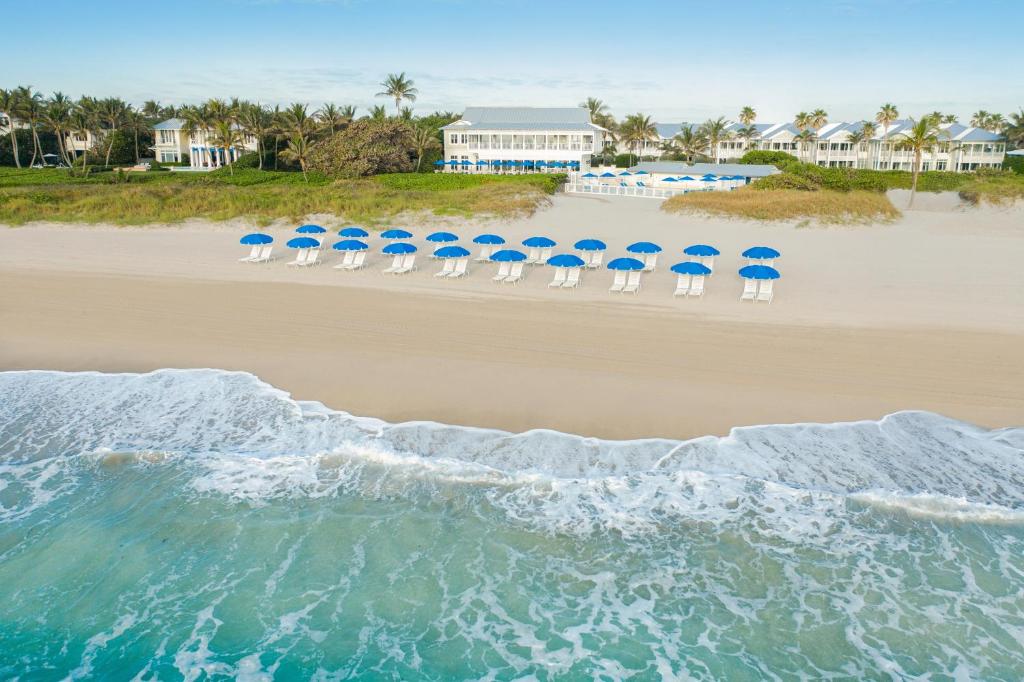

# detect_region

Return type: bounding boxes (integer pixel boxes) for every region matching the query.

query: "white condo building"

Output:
[441,107,608,172]
[630,120,1005,172]
[152,118,258,168]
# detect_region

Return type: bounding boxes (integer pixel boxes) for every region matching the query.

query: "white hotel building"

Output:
[151,118,258,168]
[441,107,608,172]
[641,120,1005,172]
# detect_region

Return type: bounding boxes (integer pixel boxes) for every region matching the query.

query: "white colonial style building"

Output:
[441,107,608,172]
[152,118,258,168]
[634,119,1006,172]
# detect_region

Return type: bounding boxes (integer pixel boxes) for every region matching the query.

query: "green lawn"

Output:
[0,167,565,225]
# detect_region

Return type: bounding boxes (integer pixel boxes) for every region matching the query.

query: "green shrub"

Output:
[738,150,799,167]
[751,173,820,191]
[613,153,634,168]
[309,119,415,178]
[1002,154,1024,174]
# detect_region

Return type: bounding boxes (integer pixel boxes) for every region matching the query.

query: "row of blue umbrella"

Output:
[581,171,744,182]
[435,160,581,168]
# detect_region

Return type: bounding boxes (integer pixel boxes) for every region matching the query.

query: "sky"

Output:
[6,0,1023,123]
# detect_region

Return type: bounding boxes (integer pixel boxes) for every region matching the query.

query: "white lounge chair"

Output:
[300,249,321,267]
[623,271,642,295]
[434,258,456,277]
[673,274,690,297]
[539,248,553,263]
[609,271,627,293]
[475,246,493,262]
[333,251,356,270]
[741,279,758,301]
[286,248,310,266]
[447,258,469,278]
[749,258,774,267]
[643,254,658,272]
[504,262,525,285]
[383,254,404,274]
[701,256,715,273]
[587,252,604,269]
[250,245,273,264]
[239,245,261,262]
[525,247,541,264]
[562,267,581,289]
[688,275,705,297]
[492,262,511,283]
[347,251,367,270]
[757,280,774,303]
[548,268,567,288]
[396,254,417,274]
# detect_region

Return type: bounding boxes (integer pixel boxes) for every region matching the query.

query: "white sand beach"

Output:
[2,194,1022,438]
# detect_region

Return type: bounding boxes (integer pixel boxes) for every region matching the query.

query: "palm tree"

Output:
[141,100,163,121]
[68,105,93,171]
[14,86,45,166]
[986,113,1005,133]
[738,106,756,126]
[98,97,128,166]
[856,121,878,169]
[893,116,947,206]
[620,113,657,165]
[238,102,272,169]
[670,126,709,163]
[411,121,440,171]
[279,133,312,181]
[369,104,388,120]
[793,129,817,161]
[399,106,414,121]
[122,107,149,163]
[970,110,990,128]
[1005,109,1024,149]
[699,117,730,163]
[736,125,759,153]
[340,105,357,121]
[209,118,245,175]
[876,103,899,170]
[846,129,866,169]
[315,103,350,136]
[0,88,21,167]
[793,111,813,162]
[43,92,74,167]
[376,72,418,114]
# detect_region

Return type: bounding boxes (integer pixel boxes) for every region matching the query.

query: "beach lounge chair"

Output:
[749,258,774,267]
[434,259,456,277]
[701,256,715,273]
[548,268,567,288]
[300,249,321,267]
[475,246,493,262]
[447,258,469,278]
[286,248,310,267]
[250,245,273,264]
[689,275,706,297]
[504,262,525,285]
[347,251,367,270]
[383,254,404,274]
[673,274,690,296]
[239,245,261,262]
[643,254,658,272]
[525,247,541,264]
[757,280,774,303]
[623,271,642,295]
[741,279,758,301]
[333,251,357,270]
[562,267,581,289]
[396,254,417,274]
[609,271,627,293]
[539,247,553,263]
[492,262,511,283]
[587,252,604,269]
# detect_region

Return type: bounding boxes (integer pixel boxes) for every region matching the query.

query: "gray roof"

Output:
[442,107,603,132]
[153,118,185,130]
[630,162,780,178]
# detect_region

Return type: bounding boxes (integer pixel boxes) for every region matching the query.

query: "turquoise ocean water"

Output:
[1,369,1022,680]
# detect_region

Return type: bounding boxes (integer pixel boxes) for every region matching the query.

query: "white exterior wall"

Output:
[442,127,604,172]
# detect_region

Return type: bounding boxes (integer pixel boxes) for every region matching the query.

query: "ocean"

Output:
[1,369,1022,680]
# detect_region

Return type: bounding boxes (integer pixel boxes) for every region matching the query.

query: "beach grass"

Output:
[662,188,901,224]
[0,168,563,225]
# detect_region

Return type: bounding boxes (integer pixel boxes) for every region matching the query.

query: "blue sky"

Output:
[8,0,1023,122]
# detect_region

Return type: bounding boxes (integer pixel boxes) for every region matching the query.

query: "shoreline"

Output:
[3,270,1020,439]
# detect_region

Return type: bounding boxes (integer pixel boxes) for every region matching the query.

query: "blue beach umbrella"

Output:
[522,236,557,248]
[671,261,713,276]
[679,176,696,181]
[701,177,717,183]
[332,239,369,251]
[606,257,645,271]
[338,226,369,238]
[546,254,587,268]
[475,160,487,166]
[582,172,597,178]
[738,265,781,280]
[286,237,321,249]
[600,172,616,178]
[662,176,678,182]
[535,161,547,167]
[459,160,472,166]
[426,231,459,244]
[239,233,273,245]
[296,224,326,234]
[574,239,607,252]
[434,245,471,259]
[634,170,649,175]
[701,173,718,179]
[433,159,444,166]
[618,171,633,176]
[742,246,781,260]
[626,241,663,254]
[381,228,413,240]
[382,242,417,255]
[473,234,506,245]
[490,249,527,262]
[684,244,720,257]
